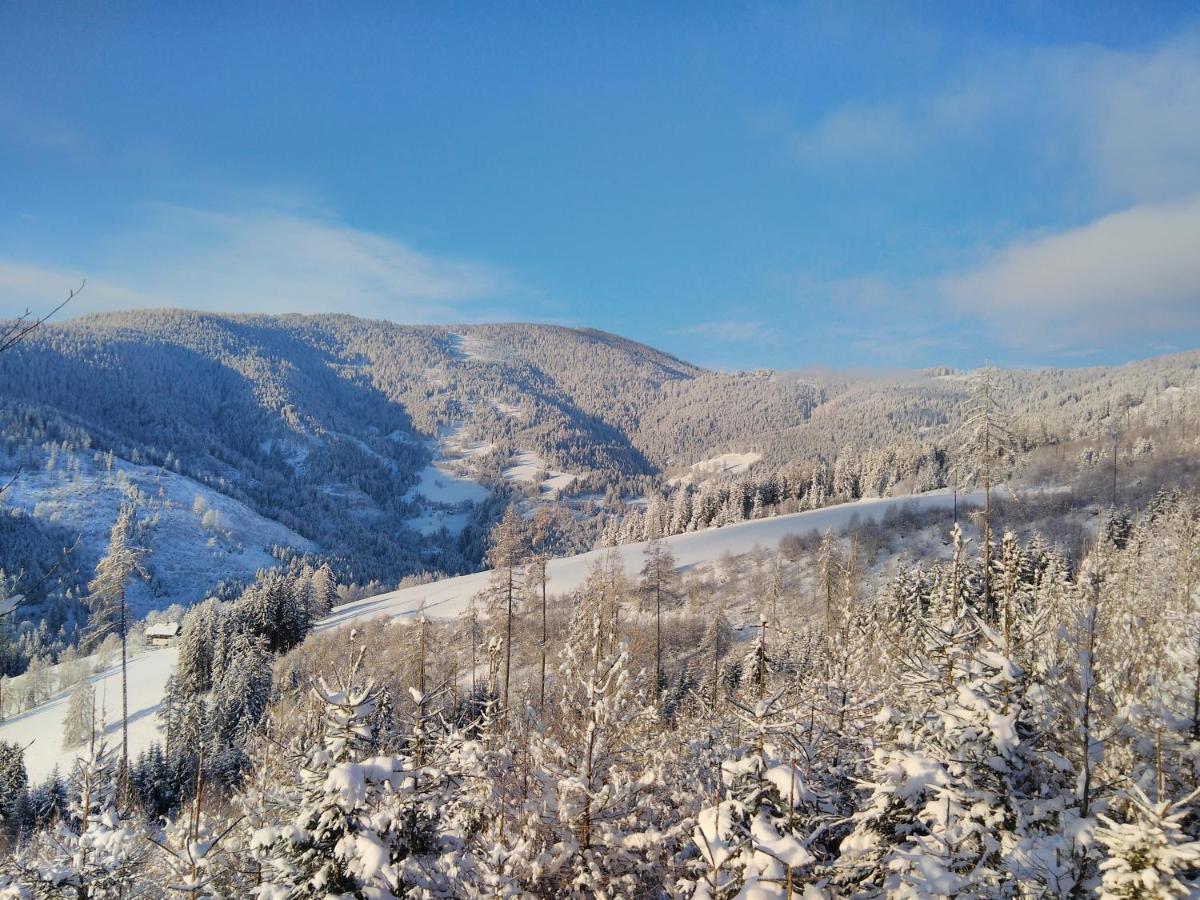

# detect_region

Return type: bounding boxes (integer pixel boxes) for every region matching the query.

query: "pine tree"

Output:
[531,581,656,895]
[0,741,28,838]
[252,653,411,897]
[691,695,816,898]
[487,505,527,728]
[1097,786,1200,899]
[639,537,681,699]
[84,500,148,791]
[61,678,96,750]
[309,564,337,619]
[953,367,1016,622]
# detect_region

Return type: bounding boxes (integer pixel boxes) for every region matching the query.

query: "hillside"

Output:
[0,488,974,782]
[1,310,1197,635]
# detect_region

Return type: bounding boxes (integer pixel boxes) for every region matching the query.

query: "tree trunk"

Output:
[503,565,513,729]
[540,559,547,713]
[120,588,129,795]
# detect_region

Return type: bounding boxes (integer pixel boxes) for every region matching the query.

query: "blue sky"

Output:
[2,2,1199,370]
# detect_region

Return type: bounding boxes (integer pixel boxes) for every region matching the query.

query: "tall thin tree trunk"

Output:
[120,587,129,795]
[983,408,993,623]
[540,559,547,712]
[503,565,513,729]
[655,571,662,697]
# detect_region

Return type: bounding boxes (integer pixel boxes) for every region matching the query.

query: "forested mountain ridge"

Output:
[1,309,1198,620]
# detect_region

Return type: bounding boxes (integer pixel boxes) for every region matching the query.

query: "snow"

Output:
[0,488,973,783]
[502,449,576,495]
[0,646,179,782]
[326,490,977,630]
[668,452,762,486]
[403,424,491,533]
[0,454,316,616]
[0,594,23,617]
[448,332,504,364]
[405,464,489,505]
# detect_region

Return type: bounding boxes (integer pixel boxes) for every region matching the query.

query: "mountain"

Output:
[1,309,1197,628]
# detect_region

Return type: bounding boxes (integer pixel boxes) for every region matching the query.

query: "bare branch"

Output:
[0,280,82,354]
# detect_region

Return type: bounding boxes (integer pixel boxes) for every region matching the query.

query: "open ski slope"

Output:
[0,489,974,781]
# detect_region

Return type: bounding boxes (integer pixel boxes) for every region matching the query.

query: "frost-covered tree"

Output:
[530,582,656,896]
[251,653,411,897]
[690,695,816,898]
[639,537,680,697]
[1097,786,1200,899]
[60,678,95,751]
[84,500,148,785]
[486,504,527,727]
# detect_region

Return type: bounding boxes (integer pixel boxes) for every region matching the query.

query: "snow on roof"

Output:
[144,622,181,637]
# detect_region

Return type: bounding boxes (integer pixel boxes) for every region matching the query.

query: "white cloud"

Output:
[0,205,518,322]
[941,194,1200,349]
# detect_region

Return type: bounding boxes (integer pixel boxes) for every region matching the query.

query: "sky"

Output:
[2,1,1199,371]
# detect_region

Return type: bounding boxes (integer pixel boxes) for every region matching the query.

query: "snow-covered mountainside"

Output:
[2,309,1196,627]
[0,453,315,616]
[0,489,970,781]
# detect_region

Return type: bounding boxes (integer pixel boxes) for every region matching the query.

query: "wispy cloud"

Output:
[792,102,919,164]
[941,194,1200,350]
[0,204,521,322]
[675,319,776,345]
[789,32,1200,204]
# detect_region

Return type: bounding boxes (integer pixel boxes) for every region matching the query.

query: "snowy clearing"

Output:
[502,449,577,495]
[0,489,973,782]
[668,452,762,486]
[405,463,489,506]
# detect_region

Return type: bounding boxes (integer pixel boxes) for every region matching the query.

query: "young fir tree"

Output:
[690,694,816,898]
[531,577,657,896]
[17,720,146,895]
[251,655,412,897]
[1096,785,1200,899]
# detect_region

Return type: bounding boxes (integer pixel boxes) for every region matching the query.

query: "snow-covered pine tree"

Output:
[84,499,148,787]
[1097,785,1200,899]
[0,741,28,840]
[61,677,96,750]
[16,721,146,895]
[530,579,657,896]
[953,366,1017,621]
[251,650,412,898]
[309,563,337,620]
[690,693,816,898]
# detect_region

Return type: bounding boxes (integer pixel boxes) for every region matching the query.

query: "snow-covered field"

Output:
[668,451,762,486]
[406,463,489,506]
[502,449,576,495]
[0,489,972,781]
